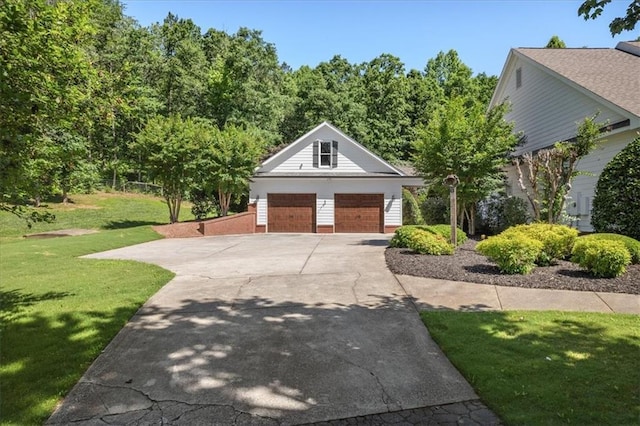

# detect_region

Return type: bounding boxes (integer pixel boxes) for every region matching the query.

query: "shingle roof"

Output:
[514,42,640,118]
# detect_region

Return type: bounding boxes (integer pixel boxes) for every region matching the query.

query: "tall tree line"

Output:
[1,0,498,219]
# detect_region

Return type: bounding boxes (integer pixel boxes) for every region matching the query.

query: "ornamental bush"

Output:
[402,188,425,225]
[501,223,578,265]
[389,224,467,248]
[591,137,640,240]
[571,239,631,278]
[476,234,543,274]
[578,233,640,264]
[407,229,454,255]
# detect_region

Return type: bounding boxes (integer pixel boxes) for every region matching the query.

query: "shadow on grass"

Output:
[421,310,640,425]
[0,289,72,323]
[102,220,163,230]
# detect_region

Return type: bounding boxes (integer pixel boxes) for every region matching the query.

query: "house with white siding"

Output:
[489,41,640,231]
[249,122,422,233]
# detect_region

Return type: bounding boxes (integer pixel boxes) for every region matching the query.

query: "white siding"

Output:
[249,178,404,228]
[498,58,627,155]
[506,130,635,232]
[260,126,396,174]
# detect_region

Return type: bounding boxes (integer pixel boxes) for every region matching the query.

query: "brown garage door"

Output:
[334,194,384,233]
[268,193,316,233]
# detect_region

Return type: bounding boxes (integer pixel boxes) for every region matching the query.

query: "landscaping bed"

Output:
[386,238,640,295]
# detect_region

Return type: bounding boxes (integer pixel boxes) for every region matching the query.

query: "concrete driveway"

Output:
[47,234,486,425]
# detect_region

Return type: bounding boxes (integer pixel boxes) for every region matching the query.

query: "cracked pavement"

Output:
[47,234,490,425]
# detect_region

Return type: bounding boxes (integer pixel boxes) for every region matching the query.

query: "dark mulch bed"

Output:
[386,239,639,295]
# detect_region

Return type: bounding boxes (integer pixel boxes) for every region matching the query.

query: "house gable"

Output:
[256,122,404,176]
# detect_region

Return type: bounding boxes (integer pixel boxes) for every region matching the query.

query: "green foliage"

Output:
[390,224,466,248]
[502,223,579,265]
[545,35,567,48]
[578,0,639,35]
[515,115,602,223]
[477,193,530,234]
[133,115,215,223]
[476,234,543,274]
[189,190,218,220]
[571,239,632,278]
[413,97,519,234]
[579,233,640,264]
[422,311,640,425]
[402,188,425,225]
[407,229,454,255]
[200,124,265,216]
[591,137,640,240]
[420,195,448,225]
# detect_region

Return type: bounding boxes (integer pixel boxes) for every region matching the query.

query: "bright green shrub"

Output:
[429,224,468,246]
[502,223,578,265]
[579,233,640,264]
[407,229,454,255]
[390,224,467,248]
[571,239,631,278]
[476,234,543,274]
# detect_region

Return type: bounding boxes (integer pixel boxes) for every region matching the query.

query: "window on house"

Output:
[313,140,338,168]
[516,67,522,89]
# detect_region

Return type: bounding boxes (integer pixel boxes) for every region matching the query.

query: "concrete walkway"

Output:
[46,233,638,425]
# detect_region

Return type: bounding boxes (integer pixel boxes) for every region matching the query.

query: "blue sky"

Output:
[121,0,638,76]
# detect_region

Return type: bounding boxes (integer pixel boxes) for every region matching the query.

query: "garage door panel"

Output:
[268,193,316,233]
[335,194,383,233]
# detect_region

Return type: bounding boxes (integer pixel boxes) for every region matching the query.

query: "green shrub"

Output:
[402,188,425,225]
[578,233,640,265]
[429,224,468,246]
[477,193,530,234]
[390,224,467,248]
[571,239,631,278]
[592,137,640,240]
[407,229,454,255]
[476,234,543,274]
[502,223,578,265]
[420,196,448,225]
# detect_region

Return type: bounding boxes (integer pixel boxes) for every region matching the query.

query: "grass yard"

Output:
[422,311,640,425]
[0,191,195,240]
[0,193,184,424]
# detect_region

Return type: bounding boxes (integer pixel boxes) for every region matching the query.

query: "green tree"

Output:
[414,98,519,234]
[578,0,639,35]
[200,125,265,217]
[0,0,99,220]
[545,35,567,48]
[514,115,602,223]
[133,115,213,223]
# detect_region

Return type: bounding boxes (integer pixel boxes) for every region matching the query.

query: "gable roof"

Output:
[491,41,640,119]
[256,121,407,176]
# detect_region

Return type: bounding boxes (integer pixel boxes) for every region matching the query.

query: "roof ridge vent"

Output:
[615,41,640,57]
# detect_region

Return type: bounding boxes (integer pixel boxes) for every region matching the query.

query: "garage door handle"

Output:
[289,215,294,219]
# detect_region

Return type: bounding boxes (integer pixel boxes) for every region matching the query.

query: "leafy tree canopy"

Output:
[578,0,639,35]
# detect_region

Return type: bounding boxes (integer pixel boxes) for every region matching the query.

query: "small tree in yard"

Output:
[413,97,518,235]
[514,115,601,223]
[200,125,264,217]
[133,115,215,223]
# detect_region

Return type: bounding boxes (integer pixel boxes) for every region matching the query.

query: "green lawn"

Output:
[0,193,183,425]
[0,191,195,240]
[422,311,640,425]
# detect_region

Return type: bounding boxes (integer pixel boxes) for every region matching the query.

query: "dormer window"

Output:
[313,140,338,168]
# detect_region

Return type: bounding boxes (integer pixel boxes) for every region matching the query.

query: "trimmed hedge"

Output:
[500,223,578,266]
[571,239,631,278]
[407,229,454,255]
[578,233,640,264]
[389,224,467,248]
[476,234,543,274]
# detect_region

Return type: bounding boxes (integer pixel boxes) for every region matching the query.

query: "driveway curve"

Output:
[47,234,491,425]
